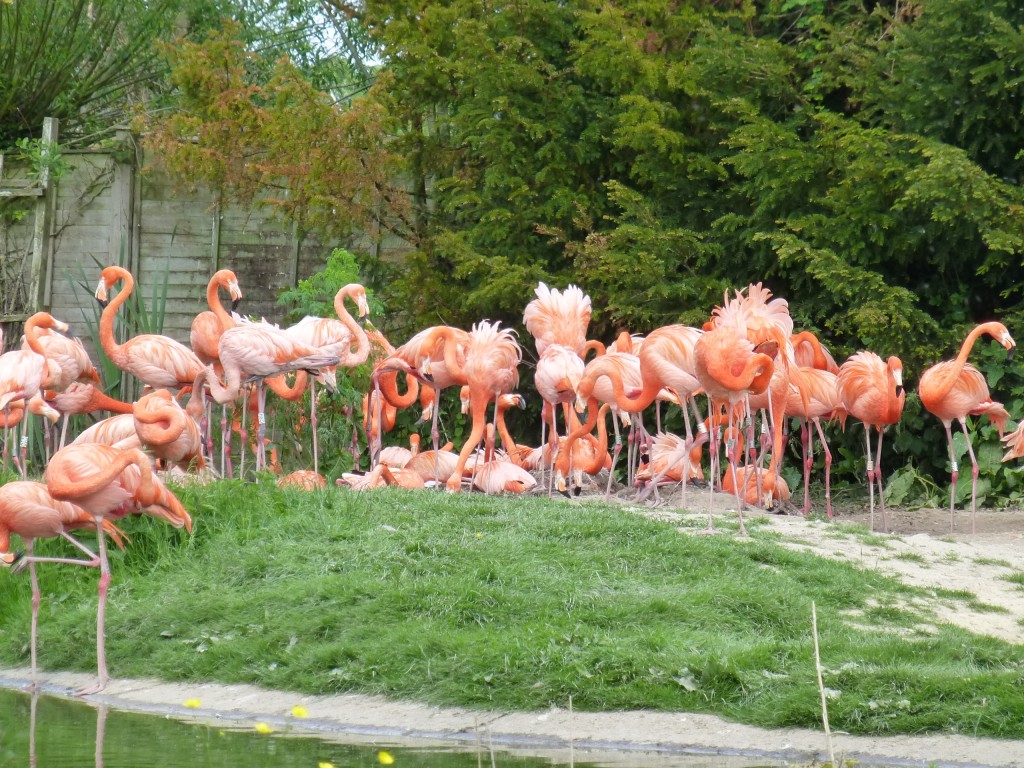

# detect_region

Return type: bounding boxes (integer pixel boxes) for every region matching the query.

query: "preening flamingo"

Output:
[918,321,1014,533]
[0,481,128,687]
[373,325,469,478]
[693,324,777,533]
[445,321,522,493]
[95,266,205,392]
[21,311,100,393]
[836,351,905,532]
[44,443,192,693]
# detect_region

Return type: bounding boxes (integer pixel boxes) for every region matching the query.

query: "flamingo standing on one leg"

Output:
[44,443,192,694]
[919,322,1014,534]
[0,481,128,688]
[836,351,906,533]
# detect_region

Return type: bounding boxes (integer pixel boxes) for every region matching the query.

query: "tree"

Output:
[0,0,184,147]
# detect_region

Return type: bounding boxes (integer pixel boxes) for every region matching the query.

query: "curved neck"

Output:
[98,268,134,364]
[133,393,186,447]
[266,370,308,401]
[89,387,134,415]
[48,446,153,503]
[335,287,370,367]
[208,276,235,333]
[379,368,419,408]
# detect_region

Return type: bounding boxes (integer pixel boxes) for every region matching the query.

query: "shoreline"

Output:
[2,668,1021,767]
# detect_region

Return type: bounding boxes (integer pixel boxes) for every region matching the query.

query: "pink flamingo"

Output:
[45,443,192,693]
[919,321,1014,533]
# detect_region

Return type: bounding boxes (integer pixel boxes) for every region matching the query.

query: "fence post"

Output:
[29,117,58,311]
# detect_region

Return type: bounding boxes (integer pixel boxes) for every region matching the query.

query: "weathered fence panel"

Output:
[0,125,396,354]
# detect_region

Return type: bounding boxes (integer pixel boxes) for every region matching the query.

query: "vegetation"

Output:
[2,481,1024,739]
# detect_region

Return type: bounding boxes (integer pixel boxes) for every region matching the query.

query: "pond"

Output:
[0,687,784,768]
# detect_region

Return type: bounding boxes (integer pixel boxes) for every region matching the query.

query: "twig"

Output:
[812,601,837,765]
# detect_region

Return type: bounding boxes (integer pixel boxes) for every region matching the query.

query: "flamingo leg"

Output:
[78,520,110,695]
[28,544,39,686]
[606,416,622,498]
[865,427,876,532]
[59,415,70,451]
[310,379,319,478]
[876,428,887,532]
[802,421,812,516]
[239,390,248,480]
[704,400,718,532]
[255,383,268,472]
[726,406,747,535]
[811,418,833,518]
[960,417,979,534]
[943,422,957,533]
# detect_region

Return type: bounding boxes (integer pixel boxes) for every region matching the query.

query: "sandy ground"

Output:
[3,488,1024,767]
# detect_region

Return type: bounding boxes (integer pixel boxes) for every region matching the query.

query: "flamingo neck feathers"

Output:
[207,274,236,333]
[929,323,1005,402]
[378,368,419,408]
[98,267,133,366]
[133,392,186,447]
[334,286,370,366]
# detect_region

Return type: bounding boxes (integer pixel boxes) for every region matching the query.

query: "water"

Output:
[0,688,780,768]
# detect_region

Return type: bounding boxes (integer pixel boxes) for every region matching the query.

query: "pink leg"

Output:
[960,418,979,534]
[256,384,268,472]
[78,523,110,695]
[865,428,876,532]
[310,379,319,478]
[726,406,747,535]
[943,423,957,532]
[812,418,832,518]
[875,429,888,532]
[28,544,40,686]
[801,421,812,516]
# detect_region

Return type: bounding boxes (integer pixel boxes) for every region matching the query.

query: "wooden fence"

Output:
[0,119,396,355]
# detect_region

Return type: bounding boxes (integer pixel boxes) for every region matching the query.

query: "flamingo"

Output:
[71,414,140,449]
[0,315,64,475]
[278,469,327,490]
[190,269,244,366]
[373,325,469,478]
[44,443,192,693]
[190,269,243,470]
[132,371,207,472]
[445,321,522,493]
[283,284,371,476]
[21,311,100,393]
[782,368,840,518]
[836,351,906,532]
[203,321,340,473]
[523,282,592,486]
[553,402,613,496]
[46,382,134,450]
[918,322,1015,533]
[0,481,128,688]
[95,266,205,392]
[693,324,777,533]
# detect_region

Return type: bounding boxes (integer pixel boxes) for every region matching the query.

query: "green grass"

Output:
[3,480,1024,740]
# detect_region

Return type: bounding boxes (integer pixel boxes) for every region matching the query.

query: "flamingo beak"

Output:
[515,395,526,410]
[231,298,242,311]
[0,551,21,568]
[1007,343,1016,360]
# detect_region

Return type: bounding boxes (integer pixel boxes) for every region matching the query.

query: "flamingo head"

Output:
[886,356,905,397]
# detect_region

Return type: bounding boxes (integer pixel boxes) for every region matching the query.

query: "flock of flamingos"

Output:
[0,264,1022,694]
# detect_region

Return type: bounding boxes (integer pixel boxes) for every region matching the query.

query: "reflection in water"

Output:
[0,686,793,768]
